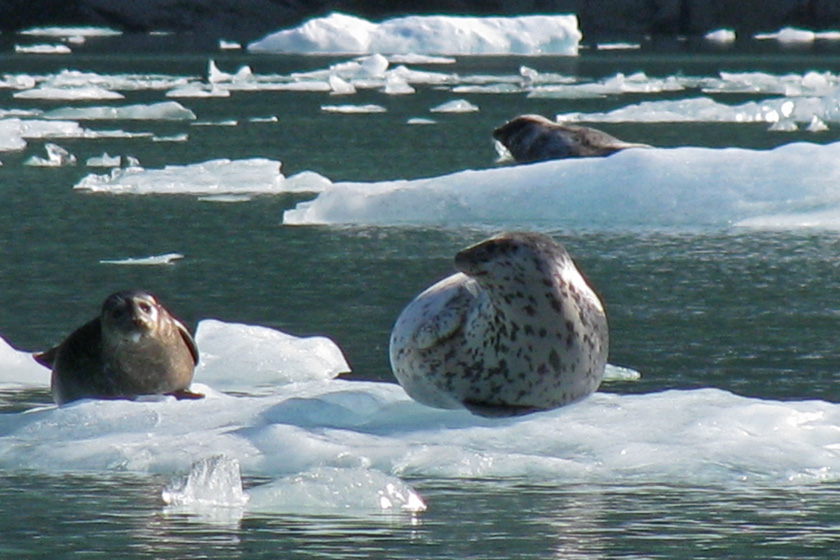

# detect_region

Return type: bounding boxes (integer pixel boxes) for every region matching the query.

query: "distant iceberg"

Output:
[14,86,124,101]
[19,26,122,38]
[283,141,840,230]
[44,101,196,121]
[74,158,332,195]
[249,12,581,56]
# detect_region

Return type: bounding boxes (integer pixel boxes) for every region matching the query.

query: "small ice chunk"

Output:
[219,40,242,50]
[19,26,122,38]
[191,119,238,127]
[166,84,230,98]
[248,116,279,123]
[45,101,196,121]
[768,120,798,132]
[14,86,124,100]
[383,73,416,95]
[24,143,77,167]
[595,42,641,50]
[328,74,357,95]
[755,27,816,43]
[387,53,456,64]
[705,29,736,43]
[15,44,72,54]
[246,467,426,514]
[321,104,386,113]
[100,253,184,266]
[806,115,829,132]
[430,99,479,113]
[208,60,253,84]
[152,133,189,142]
[86,153,121,167]
[407,117,437,125]
[194,319,350,394]
[603,364,642,382]
[162,455,249,508]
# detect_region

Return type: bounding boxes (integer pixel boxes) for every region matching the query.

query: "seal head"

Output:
[34,290,201,405]
[389,232,609,417]
[493,114,650,163]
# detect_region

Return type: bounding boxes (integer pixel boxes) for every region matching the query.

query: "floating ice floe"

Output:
[152,133,189,143]
[557,94,840,124]
[24,143,76,167]
[74,158,332,195]
[14,85,125,100]
[407,117,436,125]
[328,75,357,95]
[282,141,840,231]
[705,29,736,43]
[219,40,242,50]
[595,42,641,50]
[430,99,479,113]
[44,101,196,121]
[86,153,121,167]
[754,27,840,42]
[0,336,50,388]
[321,104,387,114]
[529,71,684,99]
[99,253,184,266]
[166,84,230,98]
[15,44,72,55]
[387,53,456,64]
[248,12,582,56]
[195,319,350,394]
[19,26,122,38]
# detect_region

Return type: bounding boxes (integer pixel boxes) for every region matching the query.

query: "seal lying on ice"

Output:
[34,290,201,405]
[493,114,649,162]
[389,232,609,417]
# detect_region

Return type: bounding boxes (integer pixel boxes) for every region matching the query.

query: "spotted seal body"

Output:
[34,290,201,405]
[389,232,609,417]
[493,114,650,163]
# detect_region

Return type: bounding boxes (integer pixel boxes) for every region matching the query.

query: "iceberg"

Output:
[249,12,581,56]
[282,142,840,230]
[74,158,333,195]
[44,101,196,121]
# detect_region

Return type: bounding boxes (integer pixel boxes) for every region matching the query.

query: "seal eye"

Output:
[138,302,152,314]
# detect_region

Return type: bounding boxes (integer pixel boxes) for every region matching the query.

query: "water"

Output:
[3,31,840,557]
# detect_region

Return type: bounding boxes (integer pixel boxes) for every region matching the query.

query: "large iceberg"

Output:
[74,158,333,195]
[283,142,840,230]
[249,12,581,56]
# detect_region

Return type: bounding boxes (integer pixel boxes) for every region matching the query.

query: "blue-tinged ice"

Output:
[24,143,76,167]
[248,12,581,56]
[282,141,840,230]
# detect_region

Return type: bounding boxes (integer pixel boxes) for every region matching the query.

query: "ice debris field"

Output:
[3,319,840,516]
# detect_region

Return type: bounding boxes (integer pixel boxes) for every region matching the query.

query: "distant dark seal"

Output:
[493,114,650,163]
[389,232,609,417]
[34,290,201,405]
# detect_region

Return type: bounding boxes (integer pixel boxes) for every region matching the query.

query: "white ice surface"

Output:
[24,142,76,167]
[74,158,333,195]
[86,153,122,167]
[321,104,386,114]
[248,12,581,56]
[19,26,122,38]
[430,99,479,113]
[15,44,72,54]
[99,253,184,265]
[754,27,840,42]
[705,29,736,43]
[283,142,840,230]
[194,319,350,395]
[14,86,124,100]
[44,101,196,121]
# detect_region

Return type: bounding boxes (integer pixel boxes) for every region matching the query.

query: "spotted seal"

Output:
[389,232,608,417]
[493,114,650,163]
[34,290,201,405]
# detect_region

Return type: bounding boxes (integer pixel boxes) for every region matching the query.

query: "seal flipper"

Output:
[168,388,204,400]
[33,347,57,368]
[462,399,542,418]
[171,315,199,366]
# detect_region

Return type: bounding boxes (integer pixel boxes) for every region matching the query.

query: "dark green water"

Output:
[2,32,840,558]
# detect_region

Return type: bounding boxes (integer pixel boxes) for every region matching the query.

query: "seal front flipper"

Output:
[33,347,57,368]
[172,316,199,366]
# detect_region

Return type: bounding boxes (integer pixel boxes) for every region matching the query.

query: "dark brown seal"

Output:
[34,290,201,405]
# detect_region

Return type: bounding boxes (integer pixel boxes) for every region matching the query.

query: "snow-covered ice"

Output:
[430,99,479,113]
[86,153,122,167]
[283,142,840,230]
[249,12,581,56]
[19,26,122,38]
[74,158,332,195]
[705,29,736,43]
[321,104,386,114]
[15,44,72,55]
[754,27,840,43]
[44,101,196,121]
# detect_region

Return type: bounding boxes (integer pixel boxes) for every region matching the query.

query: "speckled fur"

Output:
[389,232,609,417]
[493,114,649,163]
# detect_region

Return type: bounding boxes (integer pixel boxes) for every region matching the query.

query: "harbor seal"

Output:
[389,232,608,417]
[493,114,650,163]
[34,290,201,405]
